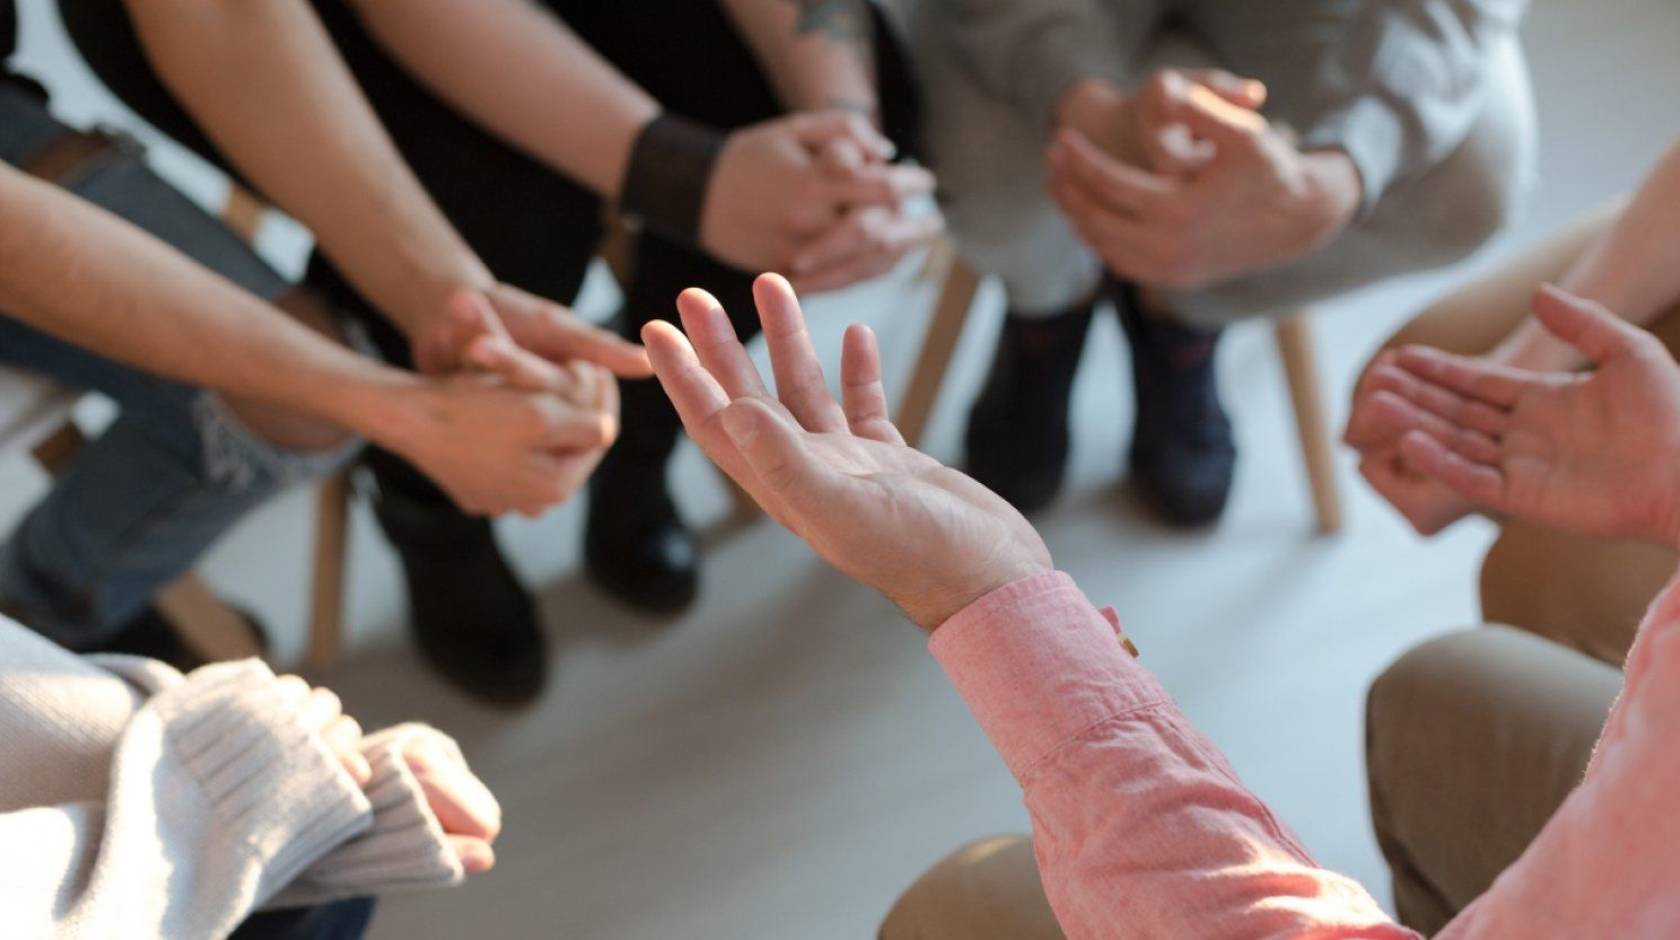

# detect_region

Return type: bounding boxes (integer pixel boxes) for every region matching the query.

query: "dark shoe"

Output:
[98,603,269,672]
[367,450,547,707]
[584,378,698,614]
[1115,284,1236,527]
[963,303,1097,514]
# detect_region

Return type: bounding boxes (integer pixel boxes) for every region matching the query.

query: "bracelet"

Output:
[618,113,726,244]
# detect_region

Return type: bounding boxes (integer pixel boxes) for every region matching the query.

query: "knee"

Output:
[1365,631,1480,799]
[195,393,357,492]
[881,836,1062,940]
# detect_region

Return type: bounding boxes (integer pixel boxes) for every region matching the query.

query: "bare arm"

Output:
[720,0,878,119]
[0,162,415,440]
[123,0,493,338]
[1497,138,1680,370]
[0,163,620,516]
[343,0,658,198]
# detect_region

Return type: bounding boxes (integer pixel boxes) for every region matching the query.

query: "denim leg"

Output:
[0,319,357,648]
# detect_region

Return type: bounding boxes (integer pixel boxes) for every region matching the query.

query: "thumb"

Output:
[1178,84,1267,150]
[1531,283,1645,365]
[719,398,825,503]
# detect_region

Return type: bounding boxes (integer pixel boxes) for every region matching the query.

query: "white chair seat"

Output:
[0,365,79,455]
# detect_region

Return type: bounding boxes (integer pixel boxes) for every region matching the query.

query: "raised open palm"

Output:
[1364,285,1680,548]
[642,274,1051,630]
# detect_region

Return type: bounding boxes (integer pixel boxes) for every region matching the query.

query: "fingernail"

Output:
[720,405,757,447]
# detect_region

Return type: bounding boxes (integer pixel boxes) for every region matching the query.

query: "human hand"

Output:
[277,676,371,787]
[402,736,501,876]
[643,274,1052,630]
[1056,70,1266,175]
[384,363,618,518]
[1046,84,1360,291]
[1365,285,1680,548]
[700,112,936,286]
[411,285,650,381]
[1346,349,1479,535]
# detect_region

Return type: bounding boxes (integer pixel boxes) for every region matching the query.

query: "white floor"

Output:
[4,1,1679,937]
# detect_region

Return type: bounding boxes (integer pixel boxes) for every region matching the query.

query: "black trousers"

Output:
[60,0,919,507]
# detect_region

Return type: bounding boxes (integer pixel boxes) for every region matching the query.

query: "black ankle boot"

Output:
[366,449,546,707]
[963,302,1097,514]
[1114,284,1236,527]
[584,376,698,614]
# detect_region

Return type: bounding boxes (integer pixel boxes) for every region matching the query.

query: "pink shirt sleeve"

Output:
[930,572,1415,939]
[932,570,1680,939]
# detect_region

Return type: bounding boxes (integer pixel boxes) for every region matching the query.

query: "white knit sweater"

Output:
[0,613,466,939]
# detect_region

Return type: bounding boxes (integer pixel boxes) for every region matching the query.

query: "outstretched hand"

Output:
[1364,285,1680,548]
[642,274,1051,630]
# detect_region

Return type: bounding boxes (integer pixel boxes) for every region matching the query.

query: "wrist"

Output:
[332,365,434,456]
[918,559,1056,635]
[618,113,727,244]
[1300,149,1361,244]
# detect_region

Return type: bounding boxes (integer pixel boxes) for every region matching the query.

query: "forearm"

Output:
[943,0,1116,128]
[1299,0,1527,212]
[1497,140,1680,371]
[124,0,491,336]
[721,0,877,118]
[345,0,657,198]
[0,164,421,443]
[931,574,1413,938]
[0,660,371,939]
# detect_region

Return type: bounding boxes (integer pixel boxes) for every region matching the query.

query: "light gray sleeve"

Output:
[0,660,373,939]
[1298,0,1529,214]
[933,0,1127,129]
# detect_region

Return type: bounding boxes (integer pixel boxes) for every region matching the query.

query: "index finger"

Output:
[822,163,936,210]
[641,320,754,483]
[1393,346,1534,409]
[1051,129,1177,218]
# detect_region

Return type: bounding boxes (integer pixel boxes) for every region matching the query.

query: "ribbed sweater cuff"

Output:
[155,661,374,906]
[273,725,463,907]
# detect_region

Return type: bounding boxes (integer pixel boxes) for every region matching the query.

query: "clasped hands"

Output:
[282,675,502,876]
[1048,70,1361,292]
[401,282,652,518]
[701,110,944,294]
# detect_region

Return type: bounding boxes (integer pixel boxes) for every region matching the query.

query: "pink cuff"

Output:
[930,572,1168,782]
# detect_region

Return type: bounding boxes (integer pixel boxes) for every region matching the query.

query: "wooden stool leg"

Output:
[896,257,982,449]
[221,184,267,243]
[1273,313,1342,534]
[158,576,265,661]
[308,469,352,669]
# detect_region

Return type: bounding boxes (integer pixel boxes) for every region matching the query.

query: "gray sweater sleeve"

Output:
[936,0,1123,129]
[1298,0,1529,213]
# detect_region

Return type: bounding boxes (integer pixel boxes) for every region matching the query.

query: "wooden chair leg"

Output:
[221,183,267,243]
[307,469,352,670]
[896,256,982,449]
[1273,313,1342,534]
[158,576,266,661]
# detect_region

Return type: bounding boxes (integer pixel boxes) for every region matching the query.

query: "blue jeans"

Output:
[0,79,355,648]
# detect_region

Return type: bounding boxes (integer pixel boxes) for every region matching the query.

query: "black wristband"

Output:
[619,113,726,244]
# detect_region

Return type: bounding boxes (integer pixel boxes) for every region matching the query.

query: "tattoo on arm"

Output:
[783,0,873,64]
